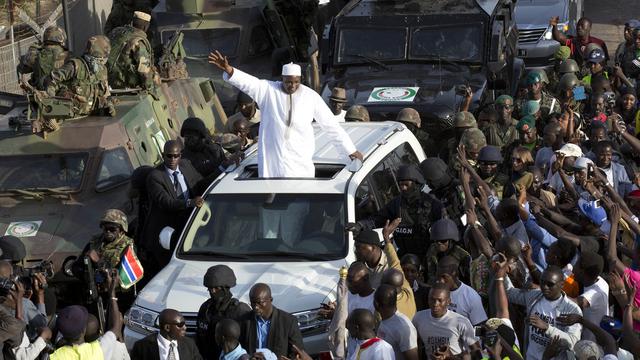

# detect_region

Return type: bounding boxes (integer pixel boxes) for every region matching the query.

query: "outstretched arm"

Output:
[606,204,626,275]
[550,16,569,44]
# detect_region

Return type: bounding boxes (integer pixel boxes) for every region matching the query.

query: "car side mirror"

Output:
[159,226,175,250]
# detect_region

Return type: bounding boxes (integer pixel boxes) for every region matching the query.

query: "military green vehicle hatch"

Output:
[0,77,227,289]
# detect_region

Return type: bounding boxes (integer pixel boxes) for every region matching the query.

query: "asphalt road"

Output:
[585,0,640,57]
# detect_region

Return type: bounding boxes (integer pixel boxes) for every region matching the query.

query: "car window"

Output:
[96,148,133,191]
[355,142,419,220]
[248,25,273,56]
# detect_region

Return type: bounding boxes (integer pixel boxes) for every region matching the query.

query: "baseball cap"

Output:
[355,230,383,247]
[573,340,603,360]
[57,305,89,339]
[578,198,607,226]
[573,157,594,171]
[558,143,583,158]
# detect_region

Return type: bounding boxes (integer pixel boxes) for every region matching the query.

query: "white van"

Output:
[123,122,426,354]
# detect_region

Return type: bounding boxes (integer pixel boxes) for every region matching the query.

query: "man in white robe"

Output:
[208,50,363,178]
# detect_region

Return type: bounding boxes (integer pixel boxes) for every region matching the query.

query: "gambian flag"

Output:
[118,245,144,289]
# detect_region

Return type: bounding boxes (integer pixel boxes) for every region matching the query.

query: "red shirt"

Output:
[564,36,609,64]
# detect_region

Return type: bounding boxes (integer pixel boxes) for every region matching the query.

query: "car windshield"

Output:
[179,194,346,261]
[410,24,483,62]
[337,28,407,64]
[0,153,88,191]
[165,28,240,58]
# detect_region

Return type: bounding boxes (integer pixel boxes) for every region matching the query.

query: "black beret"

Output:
[355,230,383,247]
[203,265,237,288]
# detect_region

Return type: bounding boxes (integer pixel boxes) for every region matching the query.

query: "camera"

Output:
[603,91,616,114]
[475,326,499,347]
[0,277,15,297]
[13,260,55,289]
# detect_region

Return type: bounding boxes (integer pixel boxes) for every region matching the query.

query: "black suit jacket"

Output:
[131,333,203,360]
[238,307,304,358]
[143,159,204,268]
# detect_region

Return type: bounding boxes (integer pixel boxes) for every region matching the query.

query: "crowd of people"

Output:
[5,1,640,358]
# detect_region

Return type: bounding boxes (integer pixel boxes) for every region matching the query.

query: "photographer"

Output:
[72,209,135,304]
[0,238,48,325]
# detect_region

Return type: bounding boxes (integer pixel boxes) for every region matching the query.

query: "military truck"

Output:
[321,0,524,156]
[0,73,227,297]
[152,0,323,119]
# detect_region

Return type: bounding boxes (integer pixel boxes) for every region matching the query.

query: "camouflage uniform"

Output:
[45,36,113,117]
[89,209,133,269]
[424,243,471,285]
[483,120,518,149]
[17,26,70,90]
[448,128,486,174]
[107,25,155,90]
[482,172,509,199]
[515,90,561,121]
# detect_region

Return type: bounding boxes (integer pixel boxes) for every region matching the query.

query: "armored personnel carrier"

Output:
[321,0,524,156]
[0,68,226,295]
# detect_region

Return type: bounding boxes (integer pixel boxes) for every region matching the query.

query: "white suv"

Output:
[124,121,426,354]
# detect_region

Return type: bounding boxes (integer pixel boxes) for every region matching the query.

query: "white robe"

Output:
[224,68,356,177]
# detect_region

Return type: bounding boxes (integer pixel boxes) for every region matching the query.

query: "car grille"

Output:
[183,313,198,336]
[518,28,546,44]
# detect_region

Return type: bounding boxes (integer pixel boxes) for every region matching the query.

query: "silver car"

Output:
[515,0,584,68]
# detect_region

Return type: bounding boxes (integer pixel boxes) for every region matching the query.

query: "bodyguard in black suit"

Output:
[239,283,304,358]
[131,309,203,360]
[143,140,205,274]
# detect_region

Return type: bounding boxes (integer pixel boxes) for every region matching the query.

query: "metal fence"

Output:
[0,35,38,94]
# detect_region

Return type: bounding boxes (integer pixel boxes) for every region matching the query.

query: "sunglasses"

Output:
[436,239,450,244]
[165,153,181,159]
[541,280,557,288]
[169,321,186,327]
[497,104,513,110]
[512,157,523,163]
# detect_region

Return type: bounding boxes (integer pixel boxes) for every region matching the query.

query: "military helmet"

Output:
[345,105,370,122]
[460,128,487,150]
[558,73,580,91]
[43,26,66,45]
[526,69,549,85]
[396,108,421,127]
[203,265,237,288]
[100,209,128,232]
[454,111,477,128]
[85,35,111,58]
[558,59,579,74]
[583,43,603,59]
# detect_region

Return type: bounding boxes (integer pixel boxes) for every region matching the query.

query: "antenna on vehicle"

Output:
[438,55,443,95]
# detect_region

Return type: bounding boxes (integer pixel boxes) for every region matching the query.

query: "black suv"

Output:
[321,0,524,155]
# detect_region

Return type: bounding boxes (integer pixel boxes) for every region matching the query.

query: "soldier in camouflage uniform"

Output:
[107,11,157,91]
[548,45,571,93]
[396,107,431,154]
[515,70,561,122]
[104,0,158,36]
[17,26,70,90]
[442,111,477,162]
[44,35,115,117]
[449,128,487,174]
[86,209,134,270]
[476,146,509,198]
[345,105,370,122]
[483,95,518,149]
[423,219,471,285]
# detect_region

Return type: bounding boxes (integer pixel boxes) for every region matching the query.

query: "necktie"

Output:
[168,342,176,360]
[173,171,184,199]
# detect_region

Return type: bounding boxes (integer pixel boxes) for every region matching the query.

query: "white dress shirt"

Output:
[157,333,180,360]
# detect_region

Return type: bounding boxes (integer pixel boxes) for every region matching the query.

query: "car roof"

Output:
[209,121,406,195]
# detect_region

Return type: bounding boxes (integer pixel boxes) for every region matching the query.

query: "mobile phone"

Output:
[460,213,468,226]
[573,86,586,101]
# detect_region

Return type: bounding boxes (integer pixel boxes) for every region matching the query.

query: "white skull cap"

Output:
[281,62,301,76]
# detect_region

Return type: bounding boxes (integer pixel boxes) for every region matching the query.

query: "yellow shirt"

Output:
[50,341,103,360]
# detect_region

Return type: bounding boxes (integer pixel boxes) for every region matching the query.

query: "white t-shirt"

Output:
[449,283,488,325]
[581,276,610,341]
[526,297,582,360]
[377,312,418,360]
[351,338,395,360]
[348,292,375,315]
[412,310,476,356]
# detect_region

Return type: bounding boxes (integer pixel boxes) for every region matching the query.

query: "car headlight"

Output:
[125,306,159,334]
[543,22,569,40]
[294,308,332,337]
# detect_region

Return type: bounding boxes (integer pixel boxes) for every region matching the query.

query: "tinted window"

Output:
[0,153,87,191]
[96,148,133,191]
[337,28,407,63]
[410,25,482,62]
[180,193,346,261]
